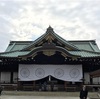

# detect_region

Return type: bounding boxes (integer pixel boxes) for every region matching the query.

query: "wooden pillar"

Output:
[17,81,20,90]
[64,81,67,91]
[10,72,13,83]
[33,81,35,91]
[17,80,22,91]
[0,72,1,84]
[82,65,84,85]
[90,76,93,84]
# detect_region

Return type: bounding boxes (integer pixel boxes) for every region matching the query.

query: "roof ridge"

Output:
[51,32,79,50]
[69,40,95,42]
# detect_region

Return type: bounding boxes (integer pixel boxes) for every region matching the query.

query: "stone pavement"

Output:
[0,96,83,99]
[0,91,96,99]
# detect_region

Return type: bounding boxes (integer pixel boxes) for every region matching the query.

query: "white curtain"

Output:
[18,64,83,82]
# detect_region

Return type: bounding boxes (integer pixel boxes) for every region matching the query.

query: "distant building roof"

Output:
[69,40,100,52]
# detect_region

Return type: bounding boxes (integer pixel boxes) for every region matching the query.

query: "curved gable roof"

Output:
[22,26,79,51]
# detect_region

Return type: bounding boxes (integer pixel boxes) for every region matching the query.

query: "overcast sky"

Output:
[0,0,100,52]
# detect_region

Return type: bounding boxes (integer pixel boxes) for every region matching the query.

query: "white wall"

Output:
[84,72,100,84]
[84,73,90,84]
[93,77,100,84]
[1,72,10,83]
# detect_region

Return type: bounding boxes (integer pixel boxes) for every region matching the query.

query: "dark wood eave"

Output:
[0,56,18,58]
[90,69,100,78]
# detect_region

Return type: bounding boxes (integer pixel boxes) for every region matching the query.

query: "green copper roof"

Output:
[69,40,100,52]
[0,27,100,58]
[5,41,32,52]
[69,50,100,57]
[0,49,100,58]
[0,51,29,57]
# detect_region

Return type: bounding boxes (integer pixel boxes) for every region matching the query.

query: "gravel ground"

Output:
[0,91,98,99]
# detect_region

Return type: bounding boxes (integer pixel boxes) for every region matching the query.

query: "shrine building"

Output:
[0,26,100,91]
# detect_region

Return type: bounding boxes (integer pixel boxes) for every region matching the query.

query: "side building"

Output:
[0,26,100,91]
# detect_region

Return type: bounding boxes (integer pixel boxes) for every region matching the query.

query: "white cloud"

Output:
[0,0,100,51]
